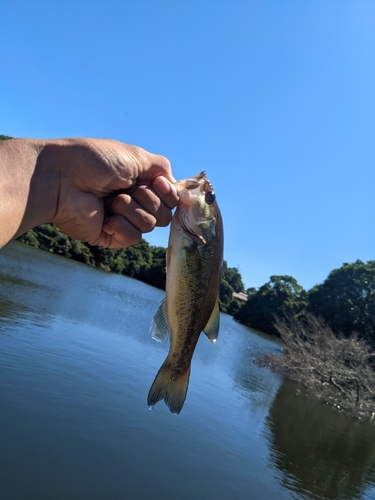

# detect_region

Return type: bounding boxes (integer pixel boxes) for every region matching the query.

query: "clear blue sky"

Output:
[1,1,374,291]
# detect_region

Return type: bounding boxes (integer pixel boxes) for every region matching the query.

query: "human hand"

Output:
[45,139,178,248]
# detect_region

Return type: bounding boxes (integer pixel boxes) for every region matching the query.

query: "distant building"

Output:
[232,291,248,302]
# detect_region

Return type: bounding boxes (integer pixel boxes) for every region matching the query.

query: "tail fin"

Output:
[147,363,191,415]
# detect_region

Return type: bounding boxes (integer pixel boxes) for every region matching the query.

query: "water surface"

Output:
[1,242,375,499]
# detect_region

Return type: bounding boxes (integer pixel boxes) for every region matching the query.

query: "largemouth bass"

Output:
[147,171,224,414]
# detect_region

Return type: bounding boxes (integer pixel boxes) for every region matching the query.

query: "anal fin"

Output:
[203,299,220,343]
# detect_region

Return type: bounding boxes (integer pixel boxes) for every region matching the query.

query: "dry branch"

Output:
[256,313,375,421]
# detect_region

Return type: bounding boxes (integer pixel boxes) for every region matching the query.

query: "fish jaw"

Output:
[173,171,206,193]
[174,171,214,210]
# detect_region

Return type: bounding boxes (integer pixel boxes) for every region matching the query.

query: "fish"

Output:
[147,171,224,414]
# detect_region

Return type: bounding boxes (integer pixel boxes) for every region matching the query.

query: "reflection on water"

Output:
[1,242,375,500]
[234,337,282,413]
[0,297,28,322]
[0,274,35,325]
[265,379,375,500]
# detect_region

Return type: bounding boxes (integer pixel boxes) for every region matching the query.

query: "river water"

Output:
[1,242,375,500]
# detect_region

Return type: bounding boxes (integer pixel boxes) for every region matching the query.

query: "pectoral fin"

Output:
[203,299,220,343]
[150,300,171,342]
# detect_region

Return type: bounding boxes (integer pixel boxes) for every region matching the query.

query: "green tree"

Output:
[235,275,307,335]
[308,260,375,343]
[219,279,234,312]
[218,261,245,313]
[122,240,153,278]
[0,135,12,141]
[16,222,247,304]
[226,297,242,316]
[221,261,244,292]
[138,246,167,289]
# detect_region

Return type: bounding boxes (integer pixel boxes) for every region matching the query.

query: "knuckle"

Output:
[154,154,171,172]
[110,193,132,212]
[157,210,172,227]
[134,185,156,204]
[127,233,142,247]
[157,207,172,227]
[104,214,142,248]
[140,213,157,233]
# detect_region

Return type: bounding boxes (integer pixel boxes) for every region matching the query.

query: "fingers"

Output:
[102,214,143,248]
[52,139,179,249]
[146,152,175,180]
[136,150,176,185]
[132,179,178,224]
[152,176,178,209]
[106,176,178,227]
[106,193,158,233]
[101,176,179,248]
[106,147,178,247]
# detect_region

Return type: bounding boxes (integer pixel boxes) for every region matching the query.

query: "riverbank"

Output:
[256,314,375,422]
[16,223,243,314]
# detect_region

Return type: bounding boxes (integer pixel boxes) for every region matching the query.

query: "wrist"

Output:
[0,138,60,245]
[25,140,61,232]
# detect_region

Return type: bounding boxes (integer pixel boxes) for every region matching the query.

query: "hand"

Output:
[46,139,179,247]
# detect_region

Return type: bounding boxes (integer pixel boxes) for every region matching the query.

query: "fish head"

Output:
[174,171,221,245]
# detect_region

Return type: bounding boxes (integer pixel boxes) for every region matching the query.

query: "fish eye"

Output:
[205,191,215,204]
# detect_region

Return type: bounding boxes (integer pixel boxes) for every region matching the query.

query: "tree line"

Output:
[17,224,375,348]
[16,224,245,311]
[236,263,375,347]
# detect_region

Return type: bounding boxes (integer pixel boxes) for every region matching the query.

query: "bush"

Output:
[257,313,375,421]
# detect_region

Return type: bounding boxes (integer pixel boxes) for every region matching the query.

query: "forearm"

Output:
[0,139,58,248]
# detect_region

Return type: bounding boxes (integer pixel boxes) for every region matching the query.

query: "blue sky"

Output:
[1,1,374,291]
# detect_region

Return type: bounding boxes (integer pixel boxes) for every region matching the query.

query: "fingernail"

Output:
[155,176,171,195]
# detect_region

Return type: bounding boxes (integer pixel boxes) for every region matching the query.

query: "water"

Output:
[1,242,375,500]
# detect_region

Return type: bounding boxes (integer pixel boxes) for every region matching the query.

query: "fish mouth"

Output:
[174,171,206,191]
[174,172,217,219]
